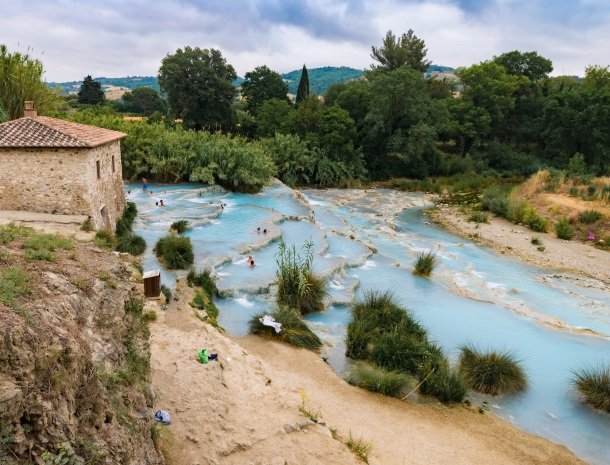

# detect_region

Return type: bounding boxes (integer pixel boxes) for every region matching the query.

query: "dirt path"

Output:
[428,204,610,285]
[150,281,585,465]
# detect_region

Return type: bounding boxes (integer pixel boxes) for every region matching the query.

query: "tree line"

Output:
[2,31,610,191]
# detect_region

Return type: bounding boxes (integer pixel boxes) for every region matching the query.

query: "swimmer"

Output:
[155,201,159,206]
[249,259,256,268]
[159,199,165,206]
[263,228,267,234]
[256,227,261,234]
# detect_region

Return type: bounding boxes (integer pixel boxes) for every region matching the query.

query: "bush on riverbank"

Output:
[154,234,194,269]
[187,268,218,297]
[170,220,189,234]
[572,365,610,413]
[348,363,412,397]
[113,202,146,255]
[248,306,322,350]
[346,291,465,403]
[481,185,549,232]
[459,344,528,396]
[276,240,327,315]
[554,217,575,240]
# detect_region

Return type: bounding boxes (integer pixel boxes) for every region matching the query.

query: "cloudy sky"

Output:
[2,0,609,81]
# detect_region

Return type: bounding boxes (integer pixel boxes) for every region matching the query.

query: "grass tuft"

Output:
[249,306,322,351]
[0,223,32,245]
[276,240,327,315]
[578,210,603,224]
[115,233,146,255]
[468,211,489,224]
[187,268,218,297]
[154,234,194,269]
[572,365,610,413]
[412,251,437,277]
[0,267,31,310]
[347,432,373,464]
[459,344,528,396]
[170,220,189,234]
[348,363,411,397]
[95,229,116,250]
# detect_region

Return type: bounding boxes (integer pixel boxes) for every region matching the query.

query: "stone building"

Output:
[0,102,126,231]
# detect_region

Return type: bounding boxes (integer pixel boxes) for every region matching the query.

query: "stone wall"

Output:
[0,142,125,230]
[83,142,126,230]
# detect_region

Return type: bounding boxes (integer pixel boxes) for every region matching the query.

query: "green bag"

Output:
[198,349,209,364]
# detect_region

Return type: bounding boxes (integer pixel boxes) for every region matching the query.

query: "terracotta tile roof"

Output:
[0,116,126,148]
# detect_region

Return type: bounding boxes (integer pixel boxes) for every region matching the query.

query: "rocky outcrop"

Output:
[0,238,163,464]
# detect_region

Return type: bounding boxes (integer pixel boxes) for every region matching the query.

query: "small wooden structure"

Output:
[143,269,161,298]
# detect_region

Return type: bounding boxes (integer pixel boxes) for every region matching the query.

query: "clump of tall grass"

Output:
[554,217,574,240]
[458,344,528,396]
[248,306,322,350]
[346,291,465,403]
[115,233,146,255]
[578,210,603,224]
[348,363,411,397]
[275,240,327,315]
[572,365,610,413]
[187,268,218,297]
[170,220,189,234]
[154,234,194,269]
[412,251,437,277]
[347,432,373,464]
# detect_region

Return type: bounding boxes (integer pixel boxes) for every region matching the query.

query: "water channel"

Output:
[128,181,610,465]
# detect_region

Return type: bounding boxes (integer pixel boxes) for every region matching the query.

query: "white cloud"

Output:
[0,0,608,81]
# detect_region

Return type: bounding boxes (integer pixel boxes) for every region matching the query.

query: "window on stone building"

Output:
[112,155,115,173]
[96,160,101,179]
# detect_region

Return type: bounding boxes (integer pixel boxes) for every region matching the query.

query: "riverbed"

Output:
[128,181,610,465]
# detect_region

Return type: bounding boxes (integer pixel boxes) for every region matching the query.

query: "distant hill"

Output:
[281,66,364,95]
[47,64,455,97]
[48,76,160,94]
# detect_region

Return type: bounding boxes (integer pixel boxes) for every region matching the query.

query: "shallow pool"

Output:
[128,181,610,465]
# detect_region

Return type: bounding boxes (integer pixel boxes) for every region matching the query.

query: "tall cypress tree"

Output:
[295,64,309,105]
[78,75,105,105]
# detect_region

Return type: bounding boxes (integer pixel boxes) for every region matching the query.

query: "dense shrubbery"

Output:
[459,344,528,395]
[248,306,322,350]
[113,202,146,255]
[275,240,327,315]
[154,234,194,269]
[187,268,218,298]
[578,210,603,224]
[346,291,465,403]
[481,185,548,232]
[572,365,610,413]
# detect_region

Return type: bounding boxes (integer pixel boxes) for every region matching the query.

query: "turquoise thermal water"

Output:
[127,182,610,465]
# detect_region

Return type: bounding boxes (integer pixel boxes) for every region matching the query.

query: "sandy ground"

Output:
[150,281,585,465]
[428,204,610,286]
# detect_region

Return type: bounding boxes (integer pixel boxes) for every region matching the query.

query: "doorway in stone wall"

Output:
[100,206,111,230]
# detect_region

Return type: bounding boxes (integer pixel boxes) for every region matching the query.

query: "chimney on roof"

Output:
[24,101,37,118]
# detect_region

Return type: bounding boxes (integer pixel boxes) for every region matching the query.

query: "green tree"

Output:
[290,95,322,141]
[119,87,166,115]
[0,44,59,119]
[78,75,106,105]
[370,30,431,73]
[493,50,553,81]
[158,47,237,130]
[241,65,288,115]
[256,98,294,138]
[318,105,361,168]
[296,64,310,105]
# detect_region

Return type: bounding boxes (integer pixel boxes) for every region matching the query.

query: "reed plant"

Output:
[412,251,437,277]
[275,240,327,315]
[248,306,322,350]
[154,234,194,269]
[348,363,411,397]
[459,344,528,395]
[572,365,610,413]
